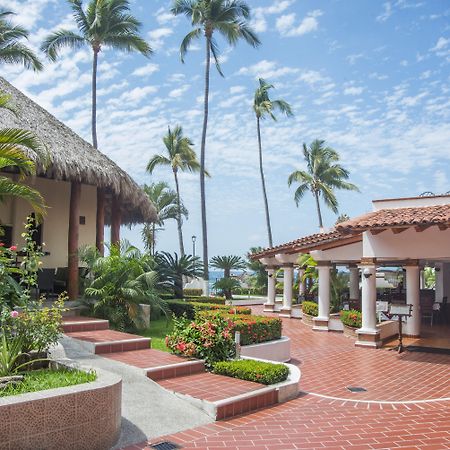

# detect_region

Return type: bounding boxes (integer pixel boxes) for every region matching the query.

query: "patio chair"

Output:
[37,268,56,297]
[54,267,68,293]
[421,298,440,326]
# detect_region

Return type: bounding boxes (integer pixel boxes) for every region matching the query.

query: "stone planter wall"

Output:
[328,314,344,332]
[301,312,316,326]
[343,324,359,338]
[240,336,291,363]
[0,366,122,450]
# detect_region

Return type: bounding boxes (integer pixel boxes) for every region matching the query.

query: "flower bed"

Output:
[340,309,362,328]
[213,359,289,385]
[301,301,318,326]
[186,296,226,305]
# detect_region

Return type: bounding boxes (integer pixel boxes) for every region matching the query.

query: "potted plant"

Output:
[340,309,362,338]
[301,301,318,326]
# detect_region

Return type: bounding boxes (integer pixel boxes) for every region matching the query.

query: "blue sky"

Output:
[2,0,450,258]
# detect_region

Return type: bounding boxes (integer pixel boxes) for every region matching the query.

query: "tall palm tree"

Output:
[0,93,46,218]
[142,182,188,255]
[210,255,245,279]
[171,0,260,287]
[0,10,43,71]
[147,126,202,257]
[41,0,152,255]
[253,78,293,247]
[288,140,359,230]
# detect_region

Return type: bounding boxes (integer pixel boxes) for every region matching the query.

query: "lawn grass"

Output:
[0,368,97,397]
[141,317,174,352]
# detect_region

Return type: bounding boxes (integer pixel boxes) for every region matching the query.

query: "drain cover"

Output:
[150,442,181,450]
[347,386,367,393]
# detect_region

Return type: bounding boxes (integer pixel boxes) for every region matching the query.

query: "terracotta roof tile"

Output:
[336,204,450,232]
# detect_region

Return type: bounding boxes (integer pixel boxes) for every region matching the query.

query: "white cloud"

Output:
[251,0,294,33]
[154,7,177,25]
[238,60,299,79]
[169,84,190,99]
[347,53,365,65]
[148,27,173,50]
[376,2,393,22]
[344,86,364,96]
[230,86,246,94]
[276,10,323,37]
[132,63,160,77]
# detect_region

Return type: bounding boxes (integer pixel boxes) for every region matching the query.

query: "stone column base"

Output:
[355,329,381,348]
[279,307,292,318]
[312,317,329,331]
[403,334,420,338]
[263,303,275,312]
[274,300,283,312]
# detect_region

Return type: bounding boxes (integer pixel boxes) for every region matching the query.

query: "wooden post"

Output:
[68,181,81,300]
[96,188,105,255]
[111,196,121,245]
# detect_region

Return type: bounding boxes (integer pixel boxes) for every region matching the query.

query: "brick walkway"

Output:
[124,307,450,449]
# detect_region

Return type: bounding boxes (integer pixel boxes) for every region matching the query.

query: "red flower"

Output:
[0,243,4,247]
[9,245,17,251]
[176,342,187,352]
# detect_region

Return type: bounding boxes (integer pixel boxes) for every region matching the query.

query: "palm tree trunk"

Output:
[91,49,98,148]
[314,190,324,229]
[200,36,211,286]
[256,116,273,247]
[173,169,185,257]
[152,222,156,255]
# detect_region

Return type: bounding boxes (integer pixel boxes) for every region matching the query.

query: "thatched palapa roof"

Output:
[0,76,157,226]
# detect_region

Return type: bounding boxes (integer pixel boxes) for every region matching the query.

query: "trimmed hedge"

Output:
[186,296,226,304]
[183,288,203,297]
[167,300,250,320]
[340,309,362,328]
[302,301,318,317]
[213,359,289,385]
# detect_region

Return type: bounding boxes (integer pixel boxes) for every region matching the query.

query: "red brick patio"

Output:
[123,306,450,449]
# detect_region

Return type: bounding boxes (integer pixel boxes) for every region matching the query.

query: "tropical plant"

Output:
[253,78,293,247]
[41,0,152,149]
[424,267,436,289]
[212,277,240,300]
[0,94,47,218]
[0,9,43,71]
[210,255,245,278]
[288,140,359,229]
[154,251,203,299]
[80,241,168,330]
[335,213,350,224]
[147,126,201,256]
[142,182,188,254]
[246,247,267,291]
[172,0,260,287]
[0,332,40,377]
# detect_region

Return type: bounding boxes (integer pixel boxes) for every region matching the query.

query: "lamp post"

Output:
[192,235,197,258]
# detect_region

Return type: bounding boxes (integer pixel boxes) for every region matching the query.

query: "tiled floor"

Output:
[105,348,195,368]
[123,307,450,449]
[158,372,264,402]
[65,329,148,343]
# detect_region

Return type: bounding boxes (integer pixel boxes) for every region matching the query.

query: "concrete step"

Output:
[62,317,109,333]
[65,329,151,354]
[104,348,205,381]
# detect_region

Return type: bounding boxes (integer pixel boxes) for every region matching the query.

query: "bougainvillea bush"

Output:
[165,313,235,368]
[198,312,282,346]
[340,309,362,328]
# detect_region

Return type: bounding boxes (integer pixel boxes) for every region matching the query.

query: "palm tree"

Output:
[253,78,293,247]
[0,93,46,218]
[41,0,152,255]
[147,126,202,257]
[142,182,188,255]
[288,140,359,230]
[171,0,260,287]
[210,255,245,279]
[0,10,43,71]
[41,0,152,149]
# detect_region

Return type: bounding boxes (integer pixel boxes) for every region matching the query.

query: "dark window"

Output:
[0,225,13,248]
[79,216,86,225]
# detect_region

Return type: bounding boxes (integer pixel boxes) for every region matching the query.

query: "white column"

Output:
[264,267,276,312]
[435,263,444,302]
[313,263,331,331]
[349,266,360,301]
[298,269,305,297]
[280,264,293,317]
[404,264,420,336]
[360,264,377,332]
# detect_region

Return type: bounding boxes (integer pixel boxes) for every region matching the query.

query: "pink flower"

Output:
[10,311,19,318]
[9,246,17,252]
[0,243,4,247]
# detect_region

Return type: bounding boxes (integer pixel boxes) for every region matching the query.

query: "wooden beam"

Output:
[438,224,449,231]
[111,196,121,245]
[95,188,105,256]
[370,229,386,235]
[415,224,431,232]
[68,181,81,301]
[392,227,408,234]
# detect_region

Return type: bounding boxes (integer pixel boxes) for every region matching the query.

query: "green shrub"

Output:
[166,300,196,319]
[165,314,235,368]
[213,359,289,385]
[167,301,251,319]
[186,296,226,304]
[183,288,203,297]
[340,309,362,328]
[302,301,318,317]
[233,287,266,296]
[194,304,251,315]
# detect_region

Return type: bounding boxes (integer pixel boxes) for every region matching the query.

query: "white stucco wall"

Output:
[0,176,97,268]
[372,195,450,210]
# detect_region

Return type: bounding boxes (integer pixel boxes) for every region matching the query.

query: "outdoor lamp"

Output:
[363,268,373,279]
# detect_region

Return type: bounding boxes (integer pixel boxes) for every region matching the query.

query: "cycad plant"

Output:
[147,126,201,257]
[288,140,359,230]
[0,9,43,71]
[172,0,260,286]
[0,93,47,218]
[210,255,245,299]
[253,79,292,247]
[142,182,188,255]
